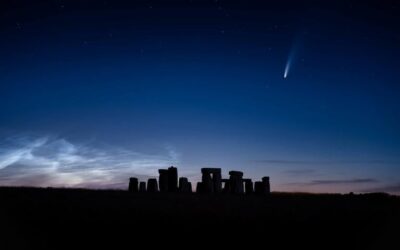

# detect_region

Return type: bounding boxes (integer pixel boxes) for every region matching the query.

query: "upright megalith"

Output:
[168,166,178,192]
[229,171,244,194]
[147,178,159,192]
[244,179,253,194]
[201,169,213,193]
[254,177,270,195]
[179,177,187,191]
[262,176,271,194]
[129,177,138,193]
[179,177,192,193]
[158,166,178,192]
[196,182,203,193]
[213,171,222,193]
[158,169,169,192]
[222,179,230,193]
[254,181,263,194]
[200,168,222,193]
[139,182,146,192]
[187,182,193,193]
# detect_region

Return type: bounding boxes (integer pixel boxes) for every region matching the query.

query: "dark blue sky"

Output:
[0,0,399,193]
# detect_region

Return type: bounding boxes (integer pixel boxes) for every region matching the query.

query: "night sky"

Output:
[1,0,399,194]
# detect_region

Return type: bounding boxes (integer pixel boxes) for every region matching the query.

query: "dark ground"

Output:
[1,187,399,249]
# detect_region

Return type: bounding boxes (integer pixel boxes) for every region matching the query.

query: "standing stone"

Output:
[244,179,253,194]
[254,181,263,194]
[196,182,203,193]
[139,182,146,192]
[158,169,169,192]
[262,176,270,194]
[147,178,159,192]
[213,171,222,193]
[187,182,193,193]
[222,179,230,193]
[201,171,213,193]
[229,171,244,194]
[128,177,138,192]
[201,168,222,193]
[179,177,190,193]
[168,166,178,192]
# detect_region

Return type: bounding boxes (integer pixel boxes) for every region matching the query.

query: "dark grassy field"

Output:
[1,187,399,249]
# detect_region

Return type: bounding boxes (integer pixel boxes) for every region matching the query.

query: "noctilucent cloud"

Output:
[0,0,399,194]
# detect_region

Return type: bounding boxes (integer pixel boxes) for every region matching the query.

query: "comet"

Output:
[284,35,302,79]
[284,55,292,79]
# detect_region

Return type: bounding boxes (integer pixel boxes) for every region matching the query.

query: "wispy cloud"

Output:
[289,178,379,186]
[0,135,181,189]
[254,160,400,165]
[362,183,400,193]
[283,169,316,175]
